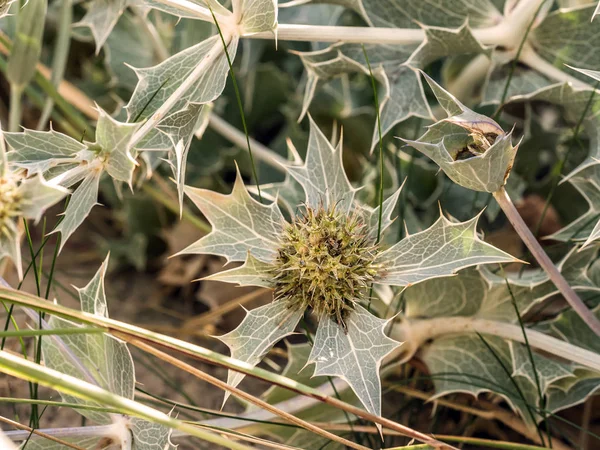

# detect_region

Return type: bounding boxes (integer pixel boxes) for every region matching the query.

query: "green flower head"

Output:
[179,117,516,417]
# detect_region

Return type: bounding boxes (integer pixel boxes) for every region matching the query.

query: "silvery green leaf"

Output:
[510,341,574,394]
[255,173,304,218]
[295,45,429,146]
[308,304,399,417]
[21,436,104,449]
[76,254,110,317]
[507,82,600,178]
[531,5,600,74]
[105,12,156,90]
[407,21,492,69]
[75,0,128,53]
[377,214,517,287]
[179,169,286,262]
[545,368,600,413]
[131,418,176,450]
[363,185,402,240]
[204,252,274,287]
[43,315,135,424]
[53,172,101,252]
[5,129,89,173]
[482,65,552,106]
[17,174,69,223]
[126,35,239,123]
[420,334,532,413]
[546,165,600,243]
[316,0,501,28]
[6,0,46,88]
[95,109,141,186]
[238,0,278,34]
[218,300,304,404]
[155,103,208,211]
[288,116,357,213]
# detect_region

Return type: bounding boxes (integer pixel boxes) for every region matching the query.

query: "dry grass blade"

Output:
[182,423,302,450]
[121,335,371,450]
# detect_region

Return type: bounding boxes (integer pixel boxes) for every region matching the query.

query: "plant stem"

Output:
[128,32,231,149]
[208,114,288,170]
[37,0,72,130]
[9,85,22,132]
[493,186,600,336]
[391,315,600,371]
[519,45,589,88]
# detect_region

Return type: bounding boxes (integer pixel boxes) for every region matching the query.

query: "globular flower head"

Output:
[402,71,519,193]
[273,205,380,329]
[179,117,516,417]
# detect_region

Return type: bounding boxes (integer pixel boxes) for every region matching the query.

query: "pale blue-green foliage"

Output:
[399,246,600,425]
[38,255,175,449]
[183,118,517,418]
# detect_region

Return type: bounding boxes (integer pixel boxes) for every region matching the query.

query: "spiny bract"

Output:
[274,205,381,329]
[178,117,516,417]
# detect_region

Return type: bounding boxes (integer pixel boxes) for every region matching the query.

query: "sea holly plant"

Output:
[179,117,517,417]
[402,72,600,336]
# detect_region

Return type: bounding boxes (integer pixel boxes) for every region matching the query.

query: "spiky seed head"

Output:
[273,205,381,330]
[0,176,20,236]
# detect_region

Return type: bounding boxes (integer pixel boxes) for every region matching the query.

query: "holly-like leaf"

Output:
[76,254,110,317]
[308,304,399,417]
[95,109,140,186]
[531,5,600,76]
[126,35,239,124]
[238,0,278,34]
[75,0,129,53]
[131,418,176,450]
[377,214,517,286]
[317,0,501,28]
[218,300,304,404]
[204,252,274,288]
[179,169,286,262]
[42,258,135,424]
[17,174,69,223]
[53,172,101,252]
[288,116,357,213]
[547,165,600,245]
[141,0,230,19]
[5,129,90,173]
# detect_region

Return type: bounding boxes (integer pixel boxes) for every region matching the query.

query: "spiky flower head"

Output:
[179,117,516,417]
[274,205,381,328]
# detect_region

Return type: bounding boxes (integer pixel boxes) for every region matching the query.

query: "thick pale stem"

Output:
[391,316,600,372]
[9,85,22,133]
[447,54,493,100]
[519,45,590,88]
[493,186,600,336]
[207,114,288,170]
[129,32,232,149]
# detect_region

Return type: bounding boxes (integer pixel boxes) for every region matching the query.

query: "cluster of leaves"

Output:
[2,0,600,449]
